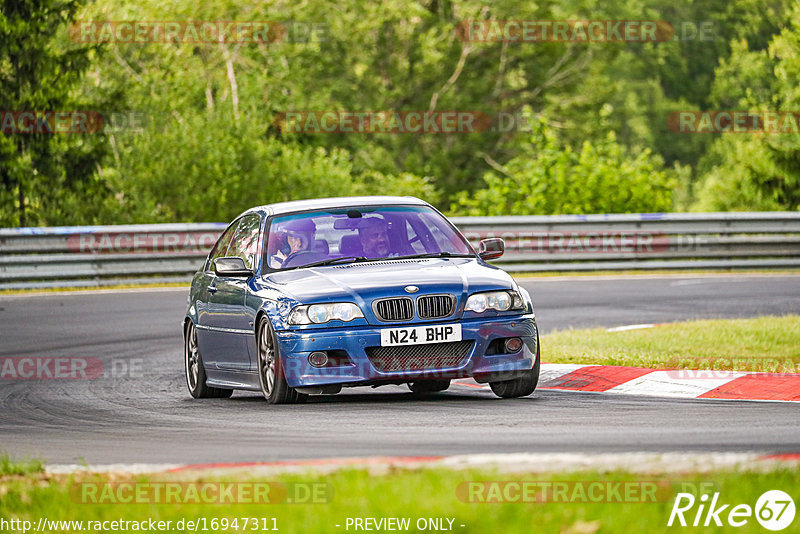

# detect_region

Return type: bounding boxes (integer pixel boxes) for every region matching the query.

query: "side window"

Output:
[207,222,238,271]
[227,214,261,269]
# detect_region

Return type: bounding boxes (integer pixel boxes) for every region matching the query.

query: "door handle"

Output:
[208,285,218,294]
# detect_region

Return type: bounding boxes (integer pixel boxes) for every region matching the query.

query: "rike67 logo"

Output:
[669,490,795,530]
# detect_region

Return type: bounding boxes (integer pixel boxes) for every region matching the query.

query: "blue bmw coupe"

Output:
[184,196,540,403]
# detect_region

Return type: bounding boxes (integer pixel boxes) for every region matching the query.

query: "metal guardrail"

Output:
[449,212,800,272]
[1,213,798,289]
[0,223,225,289]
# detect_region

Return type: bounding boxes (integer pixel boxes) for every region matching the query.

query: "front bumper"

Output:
[275,315,538,388]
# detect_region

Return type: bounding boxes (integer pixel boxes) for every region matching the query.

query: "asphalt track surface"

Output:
[1,274,798,464]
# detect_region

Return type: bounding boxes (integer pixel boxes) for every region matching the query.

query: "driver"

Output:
[271,218,316,267]
[358,216,391,258]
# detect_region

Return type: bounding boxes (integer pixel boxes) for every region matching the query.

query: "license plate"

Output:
[380,324,462,346]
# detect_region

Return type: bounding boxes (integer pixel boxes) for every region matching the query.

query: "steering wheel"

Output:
[282,250,325,268]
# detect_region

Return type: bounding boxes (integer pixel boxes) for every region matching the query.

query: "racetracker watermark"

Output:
[0,111,104,134]
[67,231,220,254]
[668,111,800,134]
[282,108,779,135]
[1,111,151,135]
[462,231,671,254]
[72,482,330,504]
[69,21,329,44]
[274,111,492,134]
[456,20,674,42]
[0,357,143,380]
[457,481,717,503]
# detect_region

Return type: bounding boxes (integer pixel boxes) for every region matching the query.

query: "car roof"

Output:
[241,196,431,218]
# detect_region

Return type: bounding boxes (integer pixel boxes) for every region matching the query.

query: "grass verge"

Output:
[0,454,43,476]
[541,315,800,372]
[1,466,799,533]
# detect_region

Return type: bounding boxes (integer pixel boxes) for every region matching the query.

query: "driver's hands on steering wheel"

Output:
[281,250,319,268]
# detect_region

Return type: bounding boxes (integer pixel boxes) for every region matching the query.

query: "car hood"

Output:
[261,258,515,323]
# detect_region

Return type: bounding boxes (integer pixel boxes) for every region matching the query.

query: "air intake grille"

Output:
[373,297,414,321]
[366,341,474,373]
[417,295,455,319]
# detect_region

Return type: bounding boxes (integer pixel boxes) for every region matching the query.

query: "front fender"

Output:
[252,295,300,332]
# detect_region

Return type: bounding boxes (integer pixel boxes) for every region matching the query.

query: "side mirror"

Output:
[214,256,254,278]
[478,238,505,261]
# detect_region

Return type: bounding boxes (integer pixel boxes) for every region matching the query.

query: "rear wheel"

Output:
[489,344,540,399]
[408,380,451,393]
[184,321,233,399]
[257,318,307,405]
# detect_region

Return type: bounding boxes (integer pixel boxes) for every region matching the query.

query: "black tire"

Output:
[408,380,451,393]
[489,344,540,399]
[257,318,307,405]
[185,321,233,399]
[289,388,309,404]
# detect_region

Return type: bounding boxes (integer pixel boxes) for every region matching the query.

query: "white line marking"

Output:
[607,370,747,398]
[539,364,587,383]
[605,323,657,332]
[670,279,706,286]
[48,452,790,475]
[45,463,182,474]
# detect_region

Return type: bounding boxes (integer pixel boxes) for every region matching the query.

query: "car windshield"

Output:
[263,205,474,270]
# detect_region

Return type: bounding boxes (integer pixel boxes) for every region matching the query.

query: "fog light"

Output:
[308,351,329,367]
[504,337,523,353]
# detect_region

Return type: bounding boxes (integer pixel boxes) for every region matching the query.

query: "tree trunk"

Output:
[18,180,26,227]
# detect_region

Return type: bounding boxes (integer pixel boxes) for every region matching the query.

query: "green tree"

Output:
[0,0,107,226]
[98,111,437,223]
[694,6,800,211]
[6,0,794,225]
[71,0,438,223]
[450,118,675,215]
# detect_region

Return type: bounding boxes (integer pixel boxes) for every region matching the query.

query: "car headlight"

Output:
[288,303,364,325]
[465,290,524,313]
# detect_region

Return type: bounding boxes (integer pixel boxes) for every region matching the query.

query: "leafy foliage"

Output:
[1,0,798,225]
[451,119,675,215]
[98,112,437,223]
[0,0,108,226]
[694,6,800,211]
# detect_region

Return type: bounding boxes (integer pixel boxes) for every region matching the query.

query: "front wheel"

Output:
[184,321,233,399]
[257,318,307,404]
[489,344,540,399]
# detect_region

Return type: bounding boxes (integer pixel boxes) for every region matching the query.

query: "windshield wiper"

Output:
[393,252,474,260]
[294,253,472,269]
[301,256,368,268]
